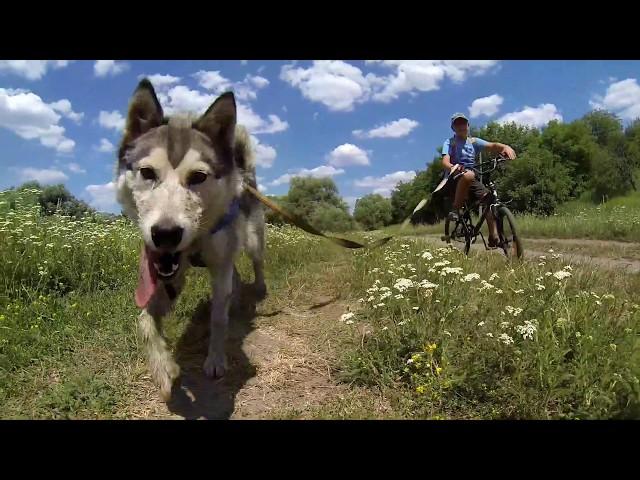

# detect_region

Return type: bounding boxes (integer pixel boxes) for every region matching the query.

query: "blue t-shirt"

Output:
[441,135,489,169]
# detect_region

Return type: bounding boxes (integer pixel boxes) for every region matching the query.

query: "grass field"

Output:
[1,188,639,419]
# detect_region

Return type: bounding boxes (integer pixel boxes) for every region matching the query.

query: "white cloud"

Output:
[281,60,498,110]
[497,103,562,128]
[17,167,68,184]
[367,60,499,103]
[270,165,345,186]
[0,60,70,80]
[326,144,370,167]
[193,70,232,92]
[468,94,504,118]
[98,110,125,131]
[258,184,268,192]
[590,78,640,120]
[85,181,117,212]
[354,170,417,197]
[193,71,270,102]
[157,85,287,134]
[141,73,181,90]
[0,88,76,153]
[353,118,419,139]
[240,60,248,66]
[94,60,129,77]
[50,99,84,124]
[290,60,498,108]
[251,135,276,168]
[66,162,86,174]
[95,138,115,153]
[280,60,372,112]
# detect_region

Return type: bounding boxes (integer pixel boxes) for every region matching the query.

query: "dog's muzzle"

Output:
[153,251,181,280]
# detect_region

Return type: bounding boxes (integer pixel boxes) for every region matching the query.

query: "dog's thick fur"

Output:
[115,79,266,400]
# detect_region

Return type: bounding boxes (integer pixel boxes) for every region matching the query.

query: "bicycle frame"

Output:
[449,156,510,250]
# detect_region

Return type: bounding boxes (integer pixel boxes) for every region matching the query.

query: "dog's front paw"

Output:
[155,359,180,402]
[203,352,227,379]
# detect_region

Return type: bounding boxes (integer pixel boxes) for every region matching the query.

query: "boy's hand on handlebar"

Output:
[501,146,516,160]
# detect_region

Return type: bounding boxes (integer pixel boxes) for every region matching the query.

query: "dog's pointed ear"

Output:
[193,92,237,148]
[124,79,164,140]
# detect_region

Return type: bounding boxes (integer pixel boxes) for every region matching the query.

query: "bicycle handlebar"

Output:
[469,154,509,175]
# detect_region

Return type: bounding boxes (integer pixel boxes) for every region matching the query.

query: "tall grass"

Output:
[334,239,640,418]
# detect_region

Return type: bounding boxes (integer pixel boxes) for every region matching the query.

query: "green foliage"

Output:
[310,204,356,232]
[499,144,572,215]
[276,177,356,232]
[353,194,393,230]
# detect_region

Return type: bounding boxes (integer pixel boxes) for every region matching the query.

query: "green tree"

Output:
[286,177,349,220]
[471,121,540,155]
[582,110,623,148]
[309,204,356,232]
[499,145,572,215]
[539,120,599,196]
[353,194,393,230]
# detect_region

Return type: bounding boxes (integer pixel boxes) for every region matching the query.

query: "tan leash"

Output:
[244,184,393,250]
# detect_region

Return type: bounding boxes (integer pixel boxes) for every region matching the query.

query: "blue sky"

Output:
[2,60,640,213]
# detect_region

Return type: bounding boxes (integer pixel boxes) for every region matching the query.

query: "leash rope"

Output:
[243,184,393,250]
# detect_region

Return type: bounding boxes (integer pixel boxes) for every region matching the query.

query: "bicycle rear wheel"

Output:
[444,217,471,255]
[496,206,523,259]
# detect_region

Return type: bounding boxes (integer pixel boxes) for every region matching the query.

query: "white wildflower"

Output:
[477,321,486,327]
[489,273,499,281]
[394,278,414,292]
[498,333,514,345]
[515,320,538,340]
[421,251,434,260]
[433,260,451,268]
[553,270,572,280]
[462,273,481,282]
[339,312,355,322]
[394,294,405,300]
[536,284,545,291]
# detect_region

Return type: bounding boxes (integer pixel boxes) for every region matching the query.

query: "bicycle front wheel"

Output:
[444,217,471,255]
[496,206,523,259]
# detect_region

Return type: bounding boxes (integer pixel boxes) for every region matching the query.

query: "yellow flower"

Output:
[0,315,5,321]
[424,343,437,353]
[416,386,425,394]
[435,367,443,376]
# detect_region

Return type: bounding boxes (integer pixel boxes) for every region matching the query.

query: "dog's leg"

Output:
[139,281,183,401]
[248,224,267,300]
[203,258,234,378]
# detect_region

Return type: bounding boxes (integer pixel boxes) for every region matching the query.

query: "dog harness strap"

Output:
[210,197,241,235]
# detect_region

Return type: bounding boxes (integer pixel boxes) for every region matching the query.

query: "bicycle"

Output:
[440,154,524,259]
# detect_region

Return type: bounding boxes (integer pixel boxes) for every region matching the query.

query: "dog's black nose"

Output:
[151,225,183,249]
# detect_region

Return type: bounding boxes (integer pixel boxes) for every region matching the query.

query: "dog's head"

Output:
[116,80,242,302]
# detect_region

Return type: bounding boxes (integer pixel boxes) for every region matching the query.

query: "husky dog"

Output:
[115,79,266,400]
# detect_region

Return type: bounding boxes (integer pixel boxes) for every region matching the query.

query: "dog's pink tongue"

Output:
[135,245,157,309]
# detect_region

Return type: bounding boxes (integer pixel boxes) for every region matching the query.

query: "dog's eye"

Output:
[140,167,157,181]
[188,171,208,186]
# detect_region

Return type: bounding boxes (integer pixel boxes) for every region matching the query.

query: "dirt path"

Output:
[417,233,640,273]
[128,277,383,420]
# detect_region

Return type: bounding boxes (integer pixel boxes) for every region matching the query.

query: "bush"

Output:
[499,145,572,215]
[353,194,393,230]
[310,204,356,233]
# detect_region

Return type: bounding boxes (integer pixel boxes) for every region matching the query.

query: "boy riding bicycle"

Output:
[441,113,517,247]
